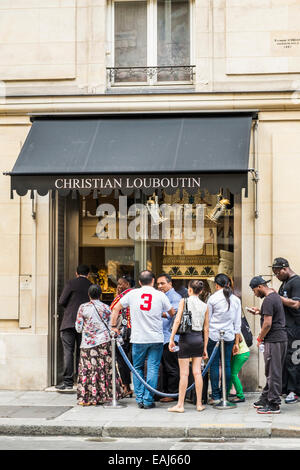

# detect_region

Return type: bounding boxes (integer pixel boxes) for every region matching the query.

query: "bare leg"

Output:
[168,358,190,413]
[192,357,205,411]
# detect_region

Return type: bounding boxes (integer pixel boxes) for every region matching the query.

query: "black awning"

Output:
[7,112,255,197]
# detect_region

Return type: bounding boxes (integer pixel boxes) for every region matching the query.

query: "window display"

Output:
[79,188,234,301]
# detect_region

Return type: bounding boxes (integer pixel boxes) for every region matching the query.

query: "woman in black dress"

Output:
[168,280,209,413]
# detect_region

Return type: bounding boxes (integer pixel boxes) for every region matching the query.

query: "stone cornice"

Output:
[0,91,300,116]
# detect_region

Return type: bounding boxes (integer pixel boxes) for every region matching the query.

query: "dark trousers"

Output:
[282,327,300,395]
[261,341,287,406]
[60,328,82,387]
[160,342,180,394]
[116,339,132,386]
[155,342,180,399]
[207,338,235,400]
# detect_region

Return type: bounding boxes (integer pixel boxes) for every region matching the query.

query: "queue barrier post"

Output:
[103,332,127,409]
[214,330,237,410]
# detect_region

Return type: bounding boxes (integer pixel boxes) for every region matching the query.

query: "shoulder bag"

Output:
[91,301,119,333]
[241,309,253,348]
[177,298,193,335]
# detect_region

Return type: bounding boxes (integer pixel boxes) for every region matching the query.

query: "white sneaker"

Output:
[285,392,298,404]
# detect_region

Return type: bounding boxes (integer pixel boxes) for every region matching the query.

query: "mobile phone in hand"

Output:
[246,307,256,313]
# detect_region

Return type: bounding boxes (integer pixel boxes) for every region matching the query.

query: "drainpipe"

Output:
[252,118,263,390]
[31,191,37,335]
[253,119,259,220]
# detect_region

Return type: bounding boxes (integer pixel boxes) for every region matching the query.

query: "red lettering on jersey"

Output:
[140,294,152,311]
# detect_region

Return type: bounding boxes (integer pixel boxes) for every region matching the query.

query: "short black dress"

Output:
[178,330,204,358]
[177,296,206,359]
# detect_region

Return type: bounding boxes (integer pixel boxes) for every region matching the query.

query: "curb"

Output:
[271,426,300,438]
[0,424,104,437]
[1,423,299,438]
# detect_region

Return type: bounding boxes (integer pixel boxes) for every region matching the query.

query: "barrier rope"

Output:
[116,340,220,399]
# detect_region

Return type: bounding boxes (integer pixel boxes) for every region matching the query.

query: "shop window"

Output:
[79,189,235,304]
[107,0,194,86]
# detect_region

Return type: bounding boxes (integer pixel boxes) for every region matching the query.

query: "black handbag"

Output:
[177,298,193,335]
[241,311,253,348]
[120,313,131,342]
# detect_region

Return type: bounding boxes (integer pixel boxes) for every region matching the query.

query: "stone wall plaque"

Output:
[271,33,300,57]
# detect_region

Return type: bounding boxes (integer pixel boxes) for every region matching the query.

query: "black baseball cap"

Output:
[269,257,289,269]
[249,276,271,289]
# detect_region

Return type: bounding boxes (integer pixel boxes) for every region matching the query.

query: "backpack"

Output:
[241,313,253,348]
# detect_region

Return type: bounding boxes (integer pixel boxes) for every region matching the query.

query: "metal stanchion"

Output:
[214,330,237,410]
[103,333,127,409]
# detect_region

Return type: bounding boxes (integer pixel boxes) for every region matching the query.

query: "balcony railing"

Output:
[107,65,195,87]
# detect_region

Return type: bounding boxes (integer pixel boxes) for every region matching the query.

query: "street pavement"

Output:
[0,390,300,439]
[2,436,300,450]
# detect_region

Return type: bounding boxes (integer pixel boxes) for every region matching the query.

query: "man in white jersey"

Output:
[111,270,174,409]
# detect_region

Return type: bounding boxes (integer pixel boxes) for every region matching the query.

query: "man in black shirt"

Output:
[249,276,287,414]
[270,257,300,404]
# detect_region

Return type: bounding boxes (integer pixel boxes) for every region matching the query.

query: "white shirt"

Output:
[207,288,241,342]
[187,296,207,332]
[120,286,172,344]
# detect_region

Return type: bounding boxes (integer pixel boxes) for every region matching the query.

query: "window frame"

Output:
[106,0,195,87]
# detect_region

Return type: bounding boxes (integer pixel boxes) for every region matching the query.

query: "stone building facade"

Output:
[0,0,300,390]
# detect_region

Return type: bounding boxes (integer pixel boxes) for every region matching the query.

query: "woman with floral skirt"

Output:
[75,284,124,405]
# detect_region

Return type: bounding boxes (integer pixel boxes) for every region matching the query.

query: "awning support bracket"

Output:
[248,168,259,219]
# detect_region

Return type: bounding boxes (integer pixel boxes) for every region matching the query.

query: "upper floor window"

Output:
[107,0,194,86]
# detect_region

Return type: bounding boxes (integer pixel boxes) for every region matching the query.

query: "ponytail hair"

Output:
[214,273,233,310]
[188,279,204,295]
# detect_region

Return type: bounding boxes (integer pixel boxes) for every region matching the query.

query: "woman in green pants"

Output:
[229,333,250,403]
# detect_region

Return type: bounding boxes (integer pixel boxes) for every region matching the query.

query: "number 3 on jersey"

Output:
[140,293,153,311]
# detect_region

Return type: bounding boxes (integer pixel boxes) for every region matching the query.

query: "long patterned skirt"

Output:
[77,341,124,405]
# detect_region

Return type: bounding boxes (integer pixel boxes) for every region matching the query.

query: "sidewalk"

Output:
[0,390,300,439]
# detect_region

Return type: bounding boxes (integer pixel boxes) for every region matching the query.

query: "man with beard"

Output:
[270,258,300,404]
[249,276,287,414]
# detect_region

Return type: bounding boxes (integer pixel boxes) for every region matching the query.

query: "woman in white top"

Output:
[168,280,209,413]
[206,273,241,404]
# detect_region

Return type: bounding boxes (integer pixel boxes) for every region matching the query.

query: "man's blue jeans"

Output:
[132,343,163,406]
[207,338,235,400]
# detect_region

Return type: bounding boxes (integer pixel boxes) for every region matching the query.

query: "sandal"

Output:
[167,406,184,413]
[230,397,245,403]
[196,405,206,412]
[123,386,134,397]
[78,402,92,406]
